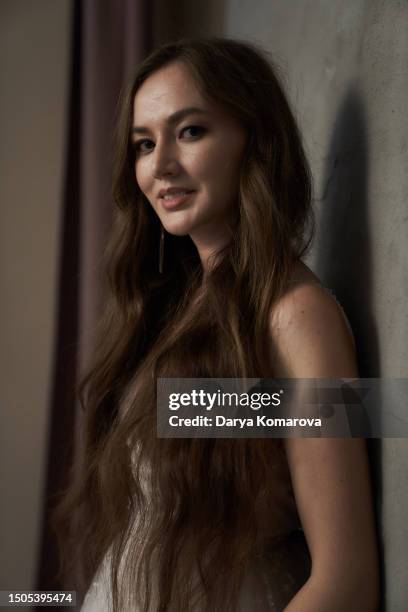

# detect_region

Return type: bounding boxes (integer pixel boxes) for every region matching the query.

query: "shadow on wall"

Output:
[315,88,378,377]
[314,87,385,610]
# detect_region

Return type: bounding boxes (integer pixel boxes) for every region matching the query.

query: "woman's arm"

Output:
[268,283,380,611]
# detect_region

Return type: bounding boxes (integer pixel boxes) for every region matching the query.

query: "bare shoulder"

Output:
[267,266,379,606]
[269,263,358,378]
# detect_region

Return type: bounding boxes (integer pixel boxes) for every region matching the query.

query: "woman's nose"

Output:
[152,140,180,178]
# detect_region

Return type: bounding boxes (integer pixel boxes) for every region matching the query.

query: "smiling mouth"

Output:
[160,191,196,209]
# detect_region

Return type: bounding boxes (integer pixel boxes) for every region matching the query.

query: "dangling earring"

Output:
[159,223,165,274]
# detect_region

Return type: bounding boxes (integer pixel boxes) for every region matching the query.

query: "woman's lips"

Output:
[160,191,196,210]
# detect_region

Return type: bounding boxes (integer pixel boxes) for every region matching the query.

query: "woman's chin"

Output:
[162,221,194,237]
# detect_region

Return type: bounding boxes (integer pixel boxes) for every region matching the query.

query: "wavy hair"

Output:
[52,36,314,611]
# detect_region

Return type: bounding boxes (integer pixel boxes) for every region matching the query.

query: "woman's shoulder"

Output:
[271,259,335,324]
[268,261,358,378]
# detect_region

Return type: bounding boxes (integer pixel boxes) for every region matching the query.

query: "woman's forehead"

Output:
[133,63,204,121]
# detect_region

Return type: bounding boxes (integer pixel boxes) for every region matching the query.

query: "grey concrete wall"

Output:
[222,3,408,609]
[157,1,408,609]
[0,0,72,601]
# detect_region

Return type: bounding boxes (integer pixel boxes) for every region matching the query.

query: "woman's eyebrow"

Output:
[131,106,208,135]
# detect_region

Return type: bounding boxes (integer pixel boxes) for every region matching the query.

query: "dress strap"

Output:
[285,280,356,350]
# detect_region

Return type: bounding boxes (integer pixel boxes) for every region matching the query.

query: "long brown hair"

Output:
[53,36,314,611]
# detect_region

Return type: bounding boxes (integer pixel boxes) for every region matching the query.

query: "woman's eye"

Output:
[132,139,153,155]
[181,125,206,138]
[132,125,206,156]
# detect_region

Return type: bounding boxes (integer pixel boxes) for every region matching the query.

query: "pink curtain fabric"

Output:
[35,0,153,604]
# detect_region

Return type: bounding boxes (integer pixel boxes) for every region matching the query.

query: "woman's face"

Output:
[132,61,247,263]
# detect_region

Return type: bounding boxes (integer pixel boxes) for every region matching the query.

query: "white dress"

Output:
[80,528,311,611]
[80,435,311,612]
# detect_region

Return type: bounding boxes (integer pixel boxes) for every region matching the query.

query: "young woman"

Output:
[54,37,380,611]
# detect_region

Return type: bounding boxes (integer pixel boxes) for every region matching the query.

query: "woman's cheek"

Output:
[135,168,150,200]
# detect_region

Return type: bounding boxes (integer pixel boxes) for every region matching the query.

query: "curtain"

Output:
[35,0,154,606]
